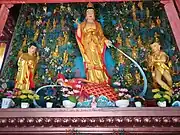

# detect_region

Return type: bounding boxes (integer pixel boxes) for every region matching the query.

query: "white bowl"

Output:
[63,100,76,108]
[115,100,129,107]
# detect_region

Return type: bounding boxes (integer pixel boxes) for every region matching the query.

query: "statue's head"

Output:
[28,42,38,55]
[150,42,160,53]
[86,2,95,21]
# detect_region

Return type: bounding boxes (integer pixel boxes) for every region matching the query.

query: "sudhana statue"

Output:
[148,42,172,92]
[15,42,39,90]
[75,2,112,84]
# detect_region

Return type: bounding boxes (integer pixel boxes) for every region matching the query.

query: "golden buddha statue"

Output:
[52,45,59,57]
[132,11,137,21]
[132,3,136,12]
[42,36,46,48]
[33,29,39,41]
[63,50,68,64]
[75,2,112,84]
[53,19,57,29]
[118,53,125,64]
[15,42,39,90]
[57,35,65,46]
[116,34,122,46]
[61,17,65,28]
[154,32,160,43]
[63,31,69,45]
[125,72,133,86]
[156,16,161,27]
[125,36,131,47]
[46,19,50,30]
[137,35,143,47]
[148,42,172,92]
[138,1,143,10]
[132,47,138,60]
[25,17,31,28]
[135,71,141,84]
[150,21,155,29]
[146,7,150,19]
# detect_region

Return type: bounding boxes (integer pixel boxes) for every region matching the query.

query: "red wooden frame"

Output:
[0,107,179,134]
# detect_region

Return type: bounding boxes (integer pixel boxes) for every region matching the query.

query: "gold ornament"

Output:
[116,34,122,46]
[135,71,141,84]
[146,7,150,19]
[156,16,161,27]
[132,47,138,60]
[63,50,69,64]
[52,45,59,57]
[42,36,46,48]
[137,35,143,47]
[33,29,39,41]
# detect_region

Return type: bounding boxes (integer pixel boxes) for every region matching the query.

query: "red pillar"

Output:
[0,4,9,36]
[175,0,180,12]
[161,0,180,50]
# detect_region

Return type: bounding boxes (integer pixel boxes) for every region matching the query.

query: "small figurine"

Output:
[137,35,143,48]
[46,19,50,30]
[52,45,59,57]
[154,32,160,43]
[118,53,125,64]
[132,11,137,21]
[57,35,65,46]
[53,19,57,29]
[146,7,150,19]
[138,1,143,10]
[132,3,136,12]
[148,42,173,92]
[135,70,141,84]
[33,29,39,41]
[25,17,31,28]
[150,21,156,29]
[116,34,122,46]
[42,36,46,48]
[156,16,161,27]
[63,31,69,45]
[132,47,138,60]
[63,50,68,64]
[125,36,131,47]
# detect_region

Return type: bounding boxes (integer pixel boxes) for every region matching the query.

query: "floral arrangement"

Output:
[152,88,172,103]
[116,88,131,100]
[172,88,180,102]
[13,89,40,105]
[60,86,77,103]
[44,95,56,102]
[0,88,14,100]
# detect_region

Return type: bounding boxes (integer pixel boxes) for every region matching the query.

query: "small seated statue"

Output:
[148,42,172,92]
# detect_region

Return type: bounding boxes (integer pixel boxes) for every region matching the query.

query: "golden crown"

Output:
[87,2,94,8]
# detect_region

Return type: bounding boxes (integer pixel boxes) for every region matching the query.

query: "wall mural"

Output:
[0,1,179,108]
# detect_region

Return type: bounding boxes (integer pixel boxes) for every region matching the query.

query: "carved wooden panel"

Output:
[0,108,179,134]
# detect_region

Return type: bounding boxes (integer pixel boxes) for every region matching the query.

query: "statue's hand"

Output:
[73,18,80,26]
[105,40,113,48]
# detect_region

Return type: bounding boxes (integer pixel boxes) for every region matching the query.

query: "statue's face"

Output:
[86,9,95,21]
[151,43,160,53]
[28,45,37,55]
